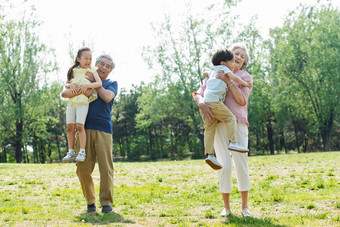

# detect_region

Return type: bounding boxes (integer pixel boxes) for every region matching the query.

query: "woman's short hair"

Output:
[230,43,250,70]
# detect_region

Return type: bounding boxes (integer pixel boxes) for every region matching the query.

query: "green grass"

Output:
[0,152,339,226]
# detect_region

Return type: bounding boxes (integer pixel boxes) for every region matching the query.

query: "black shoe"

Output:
[102,205,112,213]
[87,203,96,212]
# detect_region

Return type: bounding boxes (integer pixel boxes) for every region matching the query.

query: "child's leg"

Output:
[75,104,89,162]
[77,123,86,149]
[207,101,238,143]
[67,124,76,149]
[209,102,248,152]
[75,123,86,162]
[75,104,89,149]
[63,106,77,162]
[66,105,77,149]
[204,118,218,156]
[200,111,222,170]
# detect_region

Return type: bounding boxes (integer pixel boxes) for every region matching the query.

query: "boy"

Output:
[201,49,251,170]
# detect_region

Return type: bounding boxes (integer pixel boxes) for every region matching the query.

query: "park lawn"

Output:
[0,152,339,226]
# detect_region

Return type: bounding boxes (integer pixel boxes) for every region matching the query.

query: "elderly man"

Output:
[61,54,118,213]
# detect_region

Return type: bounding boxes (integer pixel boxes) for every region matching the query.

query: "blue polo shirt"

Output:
[85,79,118,134]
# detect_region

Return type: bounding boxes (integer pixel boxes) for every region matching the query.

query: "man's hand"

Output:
[78,84,89,94]
[70,84,78,95]
[86,72,95,83]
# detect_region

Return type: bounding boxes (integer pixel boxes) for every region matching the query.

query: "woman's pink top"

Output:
[193,70,253,127]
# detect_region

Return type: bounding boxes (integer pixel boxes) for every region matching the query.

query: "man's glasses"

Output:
[99,61,112,69]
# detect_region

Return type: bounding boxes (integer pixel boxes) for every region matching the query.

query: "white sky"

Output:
[4,0,339,92]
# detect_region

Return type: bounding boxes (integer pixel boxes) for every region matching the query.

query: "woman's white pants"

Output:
[214,122,250,193]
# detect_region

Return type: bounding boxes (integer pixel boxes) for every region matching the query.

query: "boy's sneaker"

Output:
[205,155,222,170]
[228,142,249,153]
[102,205,112,213]
[62,152,76,162]
[87,203,96,212]
[75,151,86,162]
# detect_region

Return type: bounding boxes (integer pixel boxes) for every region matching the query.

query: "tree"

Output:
[269,3,340,151]
[0,7,56,162]
[141,1,241,157]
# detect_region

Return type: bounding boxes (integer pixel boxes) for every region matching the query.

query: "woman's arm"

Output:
[216,72,247,106]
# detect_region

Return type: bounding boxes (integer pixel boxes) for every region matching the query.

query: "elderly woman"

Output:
[193,43,253,217]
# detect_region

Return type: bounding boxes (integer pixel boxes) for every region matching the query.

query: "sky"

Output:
[4,0,339,92]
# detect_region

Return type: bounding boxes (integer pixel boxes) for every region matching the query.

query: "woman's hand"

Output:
[245,80,253,88]
[198,102,215,123]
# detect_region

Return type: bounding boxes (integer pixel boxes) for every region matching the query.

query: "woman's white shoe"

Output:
[220,208,232,217]
[241,208,252,217]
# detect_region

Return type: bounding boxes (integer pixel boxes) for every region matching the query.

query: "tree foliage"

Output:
[269,3,340,151]
[0,1,339,163]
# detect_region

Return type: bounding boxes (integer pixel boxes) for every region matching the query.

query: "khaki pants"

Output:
[76,129,114,207]
[201,101,237,155]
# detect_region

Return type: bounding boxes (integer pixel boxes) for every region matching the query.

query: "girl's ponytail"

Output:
[67,47,91,81]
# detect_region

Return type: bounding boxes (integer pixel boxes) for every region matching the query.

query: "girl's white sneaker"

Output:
[62,152,76,162]
[75,151,86,162]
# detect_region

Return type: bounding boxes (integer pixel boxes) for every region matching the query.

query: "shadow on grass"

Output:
[223,215,288,227]
[75,211,134,225]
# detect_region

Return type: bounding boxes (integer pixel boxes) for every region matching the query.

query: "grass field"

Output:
[0,152,339,226]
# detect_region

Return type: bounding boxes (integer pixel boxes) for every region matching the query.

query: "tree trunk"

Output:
[39,139,46,164]
[292,120,300,153]
[55,133,62,162]
[302,135,308,153]
[15,118,23,163]
[1,146,7,163]
[280,129,287,154]
[267,119,274,155]
[321,130,330,151]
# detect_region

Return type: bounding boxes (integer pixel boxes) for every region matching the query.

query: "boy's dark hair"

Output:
[67,47,91,81]
[211,49,234,66]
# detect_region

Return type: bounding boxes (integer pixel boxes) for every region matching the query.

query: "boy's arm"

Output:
[226,72,252,88]
[216,71,248,106]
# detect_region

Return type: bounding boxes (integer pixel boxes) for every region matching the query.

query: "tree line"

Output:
[0,1,339,163]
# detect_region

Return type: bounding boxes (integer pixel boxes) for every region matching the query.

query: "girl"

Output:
[62,47,102,162]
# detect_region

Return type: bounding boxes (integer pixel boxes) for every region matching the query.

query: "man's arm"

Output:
[96,81,118,103]
[96,87,116,103]
[61,86,92,98]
